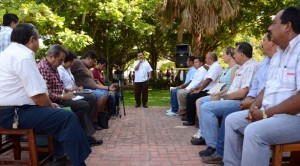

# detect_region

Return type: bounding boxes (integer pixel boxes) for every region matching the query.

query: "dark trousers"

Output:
[58,93,96,137]
[108,91,119,115]
[186,90,209,122]
[134,81,149,106]
[0,106,91,166]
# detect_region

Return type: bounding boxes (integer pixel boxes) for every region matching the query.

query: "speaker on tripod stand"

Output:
[175,44,190,68]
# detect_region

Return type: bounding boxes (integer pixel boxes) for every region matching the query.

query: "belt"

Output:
[0,106,18,110]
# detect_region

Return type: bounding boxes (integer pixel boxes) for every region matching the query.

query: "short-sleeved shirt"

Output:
[91,68,105,85]
[247,57,270,98]
[262,34,300,111]
[185,66,196,83]
[227,58,258,95]
[57,65,76,90]
[186,66,207,91]
[133,60,153,82]
[0,43,47,106]
[0,26,13,53]
[38,58,64,102]
[204,61,223,91]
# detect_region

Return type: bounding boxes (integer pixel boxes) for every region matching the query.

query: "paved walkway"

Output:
[1,106,211,166]
[86,106,209,166]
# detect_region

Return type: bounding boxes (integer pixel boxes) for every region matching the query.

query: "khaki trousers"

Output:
[177,89,190,111]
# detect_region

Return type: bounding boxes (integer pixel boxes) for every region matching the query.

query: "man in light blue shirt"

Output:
[166,56,196,114]
[0,13,18,53]
[239,56,271,110]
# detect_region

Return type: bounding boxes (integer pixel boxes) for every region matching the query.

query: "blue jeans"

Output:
[108,91,119,115]
[88,89,108,99]
[0,105,91,166]
[170,88,180,112]
[200,99,241,157]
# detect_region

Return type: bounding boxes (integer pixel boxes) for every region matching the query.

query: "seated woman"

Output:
[91,57,119,118]
[191,46,238,143]
[57,49,103,131]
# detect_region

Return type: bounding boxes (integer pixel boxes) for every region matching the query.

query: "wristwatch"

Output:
[262,110,268,119]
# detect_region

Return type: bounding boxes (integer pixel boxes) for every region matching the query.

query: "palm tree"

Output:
[159,0,239,56]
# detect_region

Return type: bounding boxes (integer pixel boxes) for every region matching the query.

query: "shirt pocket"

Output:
[283,68,296,88]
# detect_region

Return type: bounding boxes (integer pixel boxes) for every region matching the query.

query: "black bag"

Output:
[97,112,109,129]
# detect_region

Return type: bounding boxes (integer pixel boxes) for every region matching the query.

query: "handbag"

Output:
[207,83,226,94]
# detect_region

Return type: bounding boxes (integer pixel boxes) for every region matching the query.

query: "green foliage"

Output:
[159,61,175,72]
[0,0,93,59]
[124,89,170,106]
[148,78,170,89]
[54,28,93,51]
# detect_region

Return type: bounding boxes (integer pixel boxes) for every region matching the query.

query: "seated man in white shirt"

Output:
[178,52,223,116]
[167,56,207,116]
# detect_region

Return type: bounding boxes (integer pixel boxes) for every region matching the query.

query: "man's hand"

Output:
[250,109,264,122]
[52,103,60,108]
[210,95,221,101]
[192,89,200,94]
[64,91,74,100]
[247,104,263,123]
[71,86,82,92]
[240,97,255,110]
[109,85,116,91]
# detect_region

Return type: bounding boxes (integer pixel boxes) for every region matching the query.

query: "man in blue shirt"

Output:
[0,13,19,53]
[166,56,196,115]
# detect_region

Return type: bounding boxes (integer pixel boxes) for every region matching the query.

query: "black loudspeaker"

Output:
[175,44,190,68]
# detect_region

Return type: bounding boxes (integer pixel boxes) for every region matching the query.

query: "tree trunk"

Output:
[149,50,158,80]
[192,31,202,57]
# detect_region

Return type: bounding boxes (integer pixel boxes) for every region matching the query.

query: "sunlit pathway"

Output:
[86,106,210,166]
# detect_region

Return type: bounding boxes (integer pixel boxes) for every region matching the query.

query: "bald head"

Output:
[205,52,218,65]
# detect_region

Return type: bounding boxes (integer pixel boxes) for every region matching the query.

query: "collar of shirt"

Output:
[0,26,13,33]
[276,34,300,53]
[14,43,35,57]
[240,58,256,69]
[42,58,57,72]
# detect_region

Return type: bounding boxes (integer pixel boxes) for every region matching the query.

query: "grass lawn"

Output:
[123,88,170,106]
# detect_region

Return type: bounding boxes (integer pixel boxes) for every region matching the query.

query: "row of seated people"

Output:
[37,44,119,147]
[166,6,300,166]
[0,23,91,166]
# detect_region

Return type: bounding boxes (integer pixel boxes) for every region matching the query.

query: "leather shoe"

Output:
[181,116,187,121]
[199,146,216,157]
[143,105,148,108]
[135,104,141,108]
[191,137,206,145]
[52,155,72,166]
[87,136,103,147]
[183,121,195,126]
[202,152,223,164]
[93,124,103,130]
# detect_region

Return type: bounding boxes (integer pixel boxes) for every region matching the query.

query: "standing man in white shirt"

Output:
[0,13,18,53]
[134,52,153,108]
[224,7,300,166]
